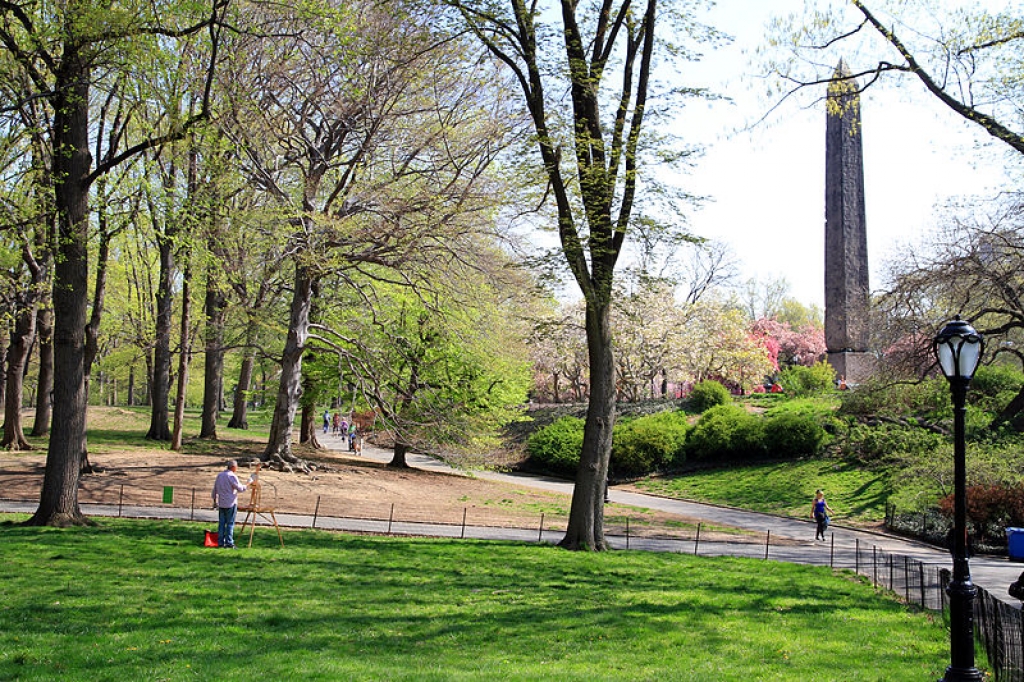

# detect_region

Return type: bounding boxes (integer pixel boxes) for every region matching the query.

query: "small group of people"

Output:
[322,409,362,453]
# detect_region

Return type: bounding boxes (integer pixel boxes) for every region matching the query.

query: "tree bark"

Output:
[28,53,91,526]
[171,261,193,451]
[299,401,323,449]
[2,303,36,450]
[559,300,614,551]
[31,305,54,436]
[199,266,227,439]
[262,263,314,462]
[146,215,175,441]
[228,348,255,429]
[389,441,411,468]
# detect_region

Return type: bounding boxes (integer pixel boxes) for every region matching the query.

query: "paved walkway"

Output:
[5,437,1022,606]
[319,437,1024,606]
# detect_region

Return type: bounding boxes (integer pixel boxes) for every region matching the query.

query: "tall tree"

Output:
[0,0,227,525]
[220,0,513,466]
[446,0,713,549]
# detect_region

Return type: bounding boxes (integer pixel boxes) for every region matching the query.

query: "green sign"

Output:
[162,486,173,504]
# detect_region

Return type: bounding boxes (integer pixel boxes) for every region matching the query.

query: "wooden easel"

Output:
[238,465,284,548]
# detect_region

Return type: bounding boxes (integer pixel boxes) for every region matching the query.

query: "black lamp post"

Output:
[933,315,984,682]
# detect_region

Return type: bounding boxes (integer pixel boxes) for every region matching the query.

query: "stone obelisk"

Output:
[824,60,874,383]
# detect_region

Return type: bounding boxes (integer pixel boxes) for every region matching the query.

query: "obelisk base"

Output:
[827,351,876,386]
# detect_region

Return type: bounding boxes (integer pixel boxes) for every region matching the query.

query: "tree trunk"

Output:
[199,272,226,439]
[2,303,36,450]
[127,365,135,406]
[559,300,615,551]
[262,263,314,462]
[299,401,322,448]
[31,306,53,436]
[389,441,411,468]
[991,385,1024,431]
[171,258,193,451]
[228,348,255,429]
[0,326,8,413]
[28,58,91,527]
[146,229,174,441]
[144,349,153,406]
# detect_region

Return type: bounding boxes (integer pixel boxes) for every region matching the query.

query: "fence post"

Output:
[888,554,894,591]
[538,513,544,542]
[190,488,195,521]
[626,517,630,550]
[461,508,467,539]
[872,546,878,585]
[829,533,834,568]
[694,523,701,556]
[855,539,860,574]
[312,495,321,529]
[764,530,770,560]
[919,563,926,609]
[387,503,395,535]
[904,556,910,603]
[118,485,124,518]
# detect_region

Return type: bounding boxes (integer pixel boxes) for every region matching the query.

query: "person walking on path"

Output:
[212,460,247,548]
[811,489,835,541]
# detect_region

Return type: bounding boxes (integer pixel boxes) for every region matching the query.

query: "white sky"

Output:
[674,0,1019,309]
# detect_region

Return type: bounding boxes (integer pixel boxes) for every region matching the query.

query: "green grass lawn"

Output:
[0,514,951,681]
[636,459,891,524]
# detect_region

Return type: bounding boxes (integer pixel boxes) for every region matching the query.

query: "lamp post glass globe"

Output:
[933,316,983,381]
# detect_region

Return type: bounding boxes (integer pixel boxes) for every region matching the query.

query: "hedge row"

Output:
[527,401,827,479]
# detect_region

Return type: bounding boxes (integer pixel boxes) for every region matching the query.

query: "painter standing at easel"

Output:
[212,460,246,549]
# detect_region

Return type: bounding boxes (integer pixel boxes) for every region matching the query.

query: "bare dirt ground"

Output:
[0,407,766,544]
[0,428,743,542]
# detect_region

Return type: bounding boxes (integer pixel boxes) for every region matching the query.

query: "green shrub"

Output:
[612,411,690,476]
[762,412,827,458]
[838,376,948,418]
[778,361,835,397]
[831,421,945,467]
[971,364,1024,399]
[526,416,584,476]
[688,380,731,413]
[685,404,765,462]
[970,364,1024,414]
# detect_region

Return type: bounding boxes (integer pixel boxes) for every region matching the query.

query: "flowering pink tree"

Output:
[751,318,826,368]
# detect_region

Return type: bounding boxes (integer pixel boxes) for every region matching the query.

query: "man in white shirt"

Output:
[211,460,247,548]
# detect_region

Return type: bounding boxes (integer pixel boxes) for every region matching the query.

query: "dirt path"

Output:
[0,427,723,538]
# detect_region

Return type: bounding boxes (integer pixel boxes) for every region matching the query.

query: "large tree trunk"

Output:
[0,326,8,412]
[299,400,322,448]
[31,306,54,436]
[228,347,255,429]
[389,441,411,468]
[171,261,192,451]
[262,263,313,463]
[28,59,91,527]
[559,300,615,551]
[146,226,174,441]
[199,266,227,439]
[2,303,37,450]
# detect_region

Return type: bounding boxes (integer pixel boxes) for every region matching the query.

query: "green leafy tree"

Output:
[447,0,718,550]
[0,0,227,525]
[319,266,531,467]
